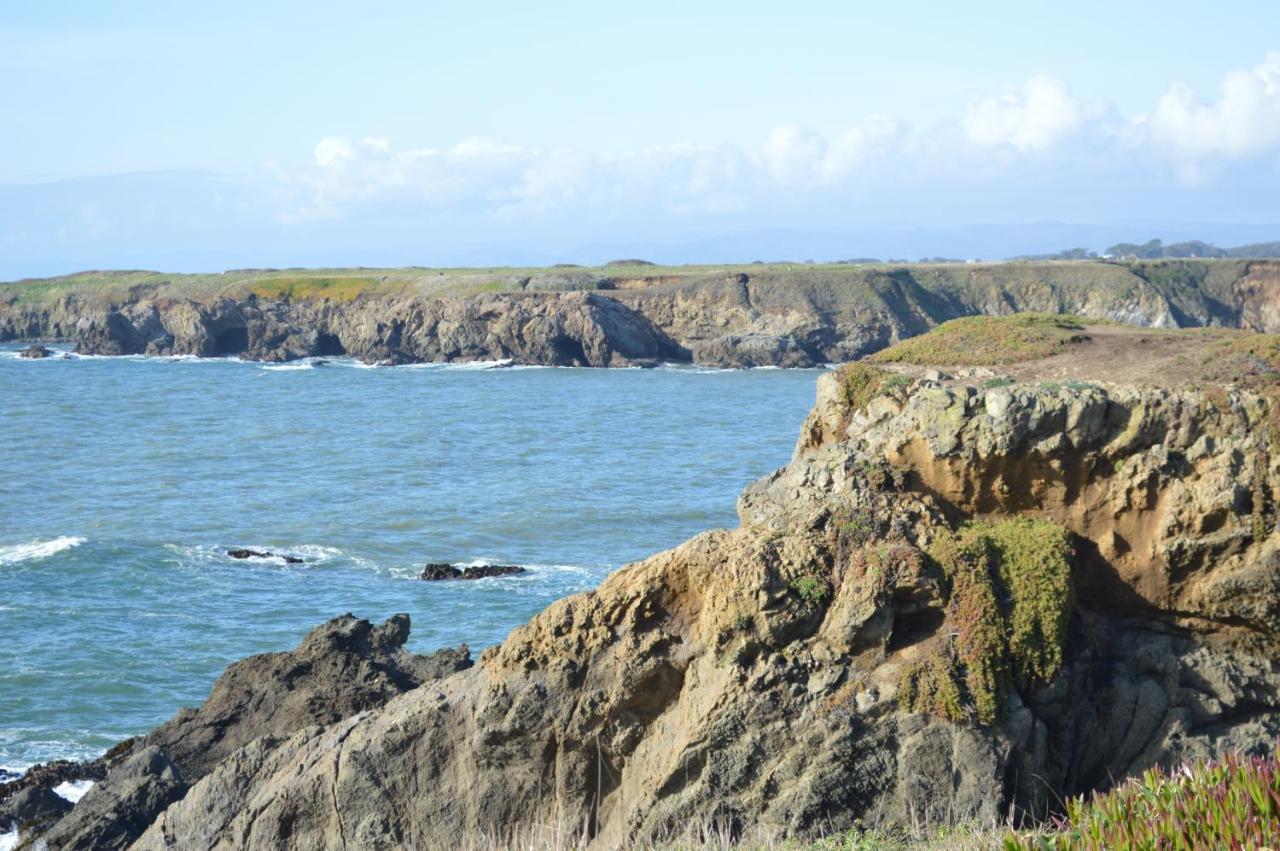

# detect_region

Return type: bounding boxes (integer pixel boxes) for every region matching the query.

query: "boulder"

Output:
[18,344,52,359]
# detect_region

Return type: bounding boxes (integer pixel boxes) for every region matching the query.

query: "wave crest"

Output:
[0,536,86,566]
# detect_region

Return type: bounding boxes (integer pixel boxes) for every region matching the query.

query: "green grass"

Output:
[870,314,1089,366]
[247,276,381,302]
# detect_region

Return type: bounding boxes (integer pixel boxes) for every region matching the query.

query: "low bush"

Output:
[1010,748,1280,850]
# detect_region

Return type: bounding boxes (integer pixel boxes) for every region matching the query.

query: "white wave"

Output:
[164,543,371,570]
[0,536,86,566]
[261,361,315,371]
[53,779,94,803]
[0,824,19,851]
[395,358,516,371]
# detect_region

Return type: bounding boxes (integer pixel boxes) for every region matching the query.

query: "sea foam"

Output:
[0,536,86,566]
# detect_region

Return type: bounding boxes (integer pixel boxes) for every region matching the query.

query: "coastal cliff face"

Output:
[9,325,1278,849]
[4,259,1280,366]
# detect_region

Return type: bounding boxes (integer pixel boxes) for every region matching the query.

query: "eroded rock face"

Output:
[96,375,1280,848]
[6,260,1280,367]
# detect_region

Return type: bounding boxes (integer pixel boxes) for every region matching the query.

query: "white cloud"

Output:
[279,54,1280,223]
[964,76,1083,152]
[1146,51,1280,163]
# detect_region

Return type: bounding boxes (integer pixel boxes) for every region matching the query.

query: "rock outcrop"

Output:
[4,614,471,849]
[12,331,1280,848]
[420,563,526,580]
[5,259,1280,367]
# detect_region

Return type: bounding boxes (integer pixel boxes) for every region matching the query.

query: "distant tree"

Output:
[1226,242,1280,258]
[1106,239,1164,259]
[1163,240,1226,258]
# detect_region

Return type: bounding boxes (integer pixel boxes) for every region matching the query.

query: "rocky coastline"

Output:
[5,320,1280,848]
[4,259,1280,368]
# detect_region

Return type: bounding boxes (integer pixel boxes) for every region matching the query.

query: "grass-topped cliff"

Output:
[3,258,1280,367]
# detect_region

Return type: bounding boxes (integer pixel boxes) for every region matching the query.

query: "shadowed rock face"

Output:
[22,368,1267,850]
[5,260,1280,367]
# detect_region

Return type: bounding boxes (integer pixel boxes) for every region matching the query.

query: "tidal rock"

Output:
[420,562,526,580]
[226,548,303,564]
[37,746,186,851]
[0,784,72,831]
[18,344,52,359]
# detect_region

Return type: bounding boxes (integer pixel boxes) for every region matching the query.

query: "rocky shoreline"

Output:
[5,322,1280,848]
[4,259,1280,367]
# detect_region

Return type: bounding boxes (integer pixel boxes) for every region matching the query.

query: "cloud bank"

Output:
[274,51,1280,222]
[3,52,1280,278]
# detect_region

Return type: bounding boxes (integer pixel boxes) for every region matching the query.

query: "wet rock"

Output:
[38,746,186,851]
[0,784,73,831]
[420,562,527,580]
[18,344,52,359]
[226,548,303,564]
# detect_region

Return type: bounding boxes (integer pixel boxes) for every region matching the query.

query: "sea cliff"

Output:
[3,259,1280,367]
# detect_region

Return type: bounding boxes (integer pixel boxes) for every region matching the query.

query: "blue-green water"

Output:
[0,344,820,771]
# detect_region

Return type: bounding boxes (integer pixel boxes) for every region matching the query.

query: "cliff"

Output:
[3,259,1280,367]
[5,320,1280,849]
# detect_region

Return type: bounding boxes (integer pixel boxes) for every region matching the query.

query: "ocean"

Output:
[0,343,821,771]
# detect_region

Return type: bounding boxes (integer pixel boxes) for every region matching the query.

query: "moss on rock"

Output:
[900,517,1075,725]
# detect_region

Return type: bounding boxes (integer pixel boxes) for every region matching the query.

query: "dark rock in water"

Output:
[38,746,186,851]
[420,562,526,580]
[18,344,52,359]
[0,784,73,833]
[226,548,303,564]
[0,760,105,807]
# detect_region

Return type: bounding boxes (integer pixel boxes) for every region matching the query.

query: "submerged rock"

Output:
[420,562,527,580]
[226,548,303,564]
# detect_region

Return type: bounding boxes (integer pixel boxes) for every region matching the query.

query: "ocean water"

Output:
[0,344,821,771]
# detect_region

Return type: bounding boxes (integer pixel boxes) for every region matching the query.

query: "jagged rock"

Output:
[37,746,186,851]
[135,613,464,782]
[226,548,303,564]
[420,562,526,580]
[14,615,472,849]
[0,784,72,831]
[17,344,51,358]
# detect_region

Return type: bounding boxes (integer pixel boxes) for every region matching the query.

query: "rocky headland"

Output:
[5,317,1280,848]
[3,259,1280,367]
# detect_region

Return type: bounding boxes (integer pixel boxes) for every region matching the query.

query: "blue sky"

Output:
[3,1,1280,276]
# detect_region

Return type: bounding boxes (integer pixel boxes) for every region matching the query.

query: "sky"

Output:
[3,1,1280,278]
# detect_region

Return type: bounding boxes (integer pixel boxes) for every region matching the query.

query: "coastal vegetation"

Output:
[869,314,1089,366]
[900,518,1074,724]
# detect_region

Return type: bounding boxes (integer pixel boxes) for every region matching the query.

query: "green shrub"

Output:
[833,362,912,420]
[899,518,1074,724]
[790,574,831,606]
[1010,749,1280,850]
